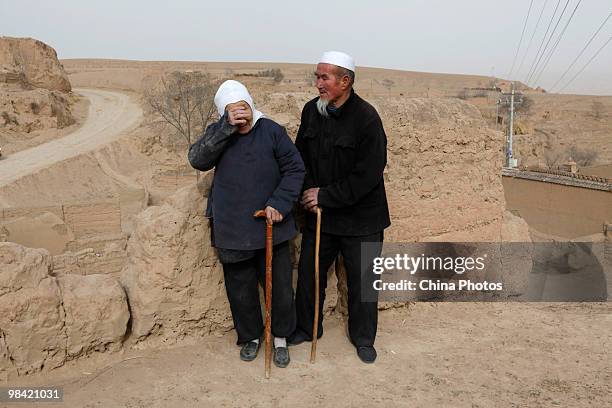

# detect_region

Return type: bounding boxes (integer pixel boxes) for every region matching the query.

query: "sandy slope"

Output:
[0,88,142,187]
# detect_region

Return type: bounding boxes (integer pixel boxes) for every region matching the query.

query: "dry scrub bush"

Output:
[144,71,218,147]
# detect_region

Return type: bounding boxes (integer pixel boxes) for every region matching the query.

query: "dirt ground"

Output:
[6,302,611,408]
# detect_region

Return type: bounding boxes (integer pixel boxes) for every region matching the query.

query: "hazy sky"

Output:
[2,0,611,94]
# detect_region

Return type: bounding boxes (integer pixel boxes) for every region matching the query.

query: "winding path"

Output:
[0,88,143,187]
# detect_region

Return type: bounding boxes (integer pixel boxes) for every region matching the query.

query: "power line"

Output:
[524,0,562,83]
[508,0,534,79]
[526,0,571,84]
[526,0,570,84]
[517,0,549,77]
[531,0,583,86]
[558,35,612,92]
[549,10,612,92]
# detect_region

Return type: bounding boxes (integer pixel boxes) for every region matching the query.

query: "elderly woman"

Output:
[188,80,305,368]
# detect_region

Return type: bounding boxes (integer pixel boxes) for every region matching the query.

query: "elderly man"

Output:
[188,80,305,367]
[290,51,390,363]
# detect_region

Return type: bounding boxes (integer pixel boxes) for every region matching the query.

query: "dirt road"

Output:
[0,88,142,187]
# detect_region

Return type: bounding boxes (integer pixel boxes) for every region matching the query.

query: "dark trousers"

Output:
[295,229,383,347]
[222,241,296,344]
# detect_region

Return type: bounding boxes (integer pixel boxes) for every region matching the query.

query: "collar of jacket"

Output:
[326,88,355,118]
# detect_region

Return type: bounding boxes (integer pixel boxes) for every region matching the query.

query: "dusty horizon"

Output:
[2,0,611,95]
[55,56,608,97]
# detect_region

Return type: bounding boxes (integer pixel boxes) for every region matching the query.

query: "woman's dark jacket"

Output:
[188,115,305,251]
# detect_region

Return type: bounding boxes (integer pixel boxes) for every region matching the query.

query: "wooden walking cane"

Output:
[310,207,322,363]
[254,209,273,379]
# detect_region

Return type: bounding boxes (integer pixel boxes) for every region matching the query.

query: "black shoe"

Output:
[273,346,290,368]
[356,346,377,364]
[240,341,260,361]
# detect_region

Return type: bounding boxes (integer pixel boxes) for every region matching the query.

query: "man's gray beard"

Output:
[316,97,329,118]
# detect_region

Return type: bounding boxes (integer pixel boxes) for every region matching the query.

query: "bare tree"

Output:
[544,149,563,168]
[517,95,533,115]
[567,144,598,167]
[257,68,284,83]
[499,95,533,117]
[144,71,218,148]
[381,79,395,95]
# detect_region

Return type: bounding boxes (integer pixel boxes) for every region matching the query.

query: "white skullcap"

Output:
[319,51,355,72]
[214,80,264,123]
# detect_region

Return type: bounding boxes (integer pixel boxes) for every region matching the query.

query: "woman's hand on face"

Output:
[227,106,249,126]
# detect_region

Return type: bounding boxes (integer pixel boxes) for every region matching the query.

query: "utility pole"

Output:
[495,98,500,132]
[500,82,522,168]
[508,83,515,167]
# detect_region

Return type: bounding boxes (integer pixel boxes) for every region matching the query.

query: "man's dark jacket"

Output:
[188,116,305,250]
[295,90,391,236]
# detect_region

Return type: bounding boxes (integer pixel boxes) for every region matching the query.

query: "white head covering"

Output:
[319,51,355,72]
[214,80,264,124]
